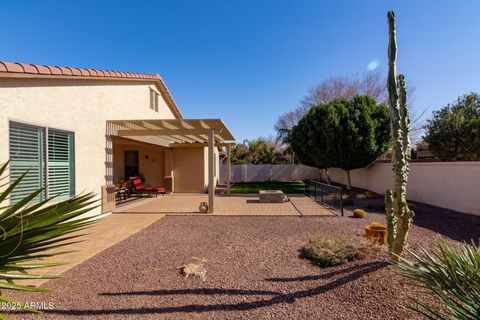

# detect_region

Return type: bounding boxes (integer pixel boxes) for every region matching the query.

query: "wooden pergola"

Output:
[106,119,235,213]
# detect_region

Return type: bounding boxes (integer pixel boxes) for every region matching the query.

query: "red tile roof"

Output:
[0,60,182,118]
[0,61,161,80]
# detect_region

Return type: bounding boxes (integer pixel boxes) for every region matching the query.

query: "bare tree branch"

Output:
[275,70,423,143]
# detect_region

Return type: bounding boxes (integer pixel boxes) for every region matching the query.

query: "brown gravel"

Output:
[6,201,480,320]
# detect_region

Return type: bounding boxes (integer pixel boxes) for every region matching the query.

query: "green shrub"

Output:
[424,92,480,161]
[300,235,380,268]
[290,95,390,190]
[395,237,480,320]
[353,208,367,218]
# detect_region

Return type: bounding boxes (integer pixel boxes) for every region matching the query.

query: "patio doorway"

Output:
[124,150,139,180]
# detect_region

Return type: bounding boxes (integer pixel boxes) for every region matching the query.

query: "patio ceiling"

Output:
[107,119,235,146]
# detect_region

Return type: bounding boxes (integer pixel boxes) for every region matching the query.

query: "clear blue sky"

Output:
[1,1,479,142]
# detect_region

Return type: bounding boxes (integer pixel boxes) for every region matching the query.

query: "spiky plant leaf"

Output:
[395,236,480,319]
[0,161,102,318]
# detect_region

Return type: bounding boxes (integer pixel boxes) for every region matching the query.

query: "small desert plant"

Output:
[395,237,480,320]
[300,235,380,268]
[352,209,367,218]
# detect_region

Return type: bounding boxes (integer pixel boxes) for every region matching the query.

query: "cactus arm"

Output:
[385,10,413,262]
[398,75,411,160]
[387,10,401,224]
[385,189,395,253]
[387,11,398,113]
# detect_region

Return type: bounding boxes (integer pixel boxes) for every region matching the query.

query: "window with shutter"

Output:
[9,122,75,204]
[149,88,159,112]
[48,129,74,199]
[9,122,45,203]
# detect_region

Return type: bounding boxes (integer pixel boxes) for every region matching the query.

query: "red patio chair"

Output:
[130,177,166,198]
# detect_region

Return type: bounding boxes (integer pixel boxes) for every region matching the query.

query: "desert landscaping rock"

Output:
[7,202,480,320]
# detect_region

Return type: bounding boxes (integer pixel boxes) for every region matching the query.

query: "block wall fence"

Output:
[220,162,480,215]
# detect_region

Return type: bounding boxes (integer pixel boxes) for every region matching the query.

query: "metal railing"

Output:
[304,179,344,216]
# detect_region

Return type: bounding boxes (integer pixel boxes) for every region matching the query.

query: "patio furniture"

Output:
[114,181,129,203]
[130,177,166,198]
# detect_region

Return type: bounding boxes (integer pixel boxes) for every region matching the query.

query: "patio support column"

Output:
[208,128,215,213]
[226,143,231,194]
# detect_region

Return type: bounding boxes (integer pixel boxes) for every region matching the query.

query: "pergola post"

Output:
[208,129,215,213]
[226,143,232,194]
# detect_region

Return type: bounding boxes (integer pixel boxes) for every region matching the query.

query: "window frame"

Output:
[9,121,75,203]
[150,88,160,112]
[46,127,75,199]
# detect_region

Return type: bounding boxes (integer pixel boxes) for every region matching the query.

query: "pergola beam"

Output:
[169,142,232,148]
[117,128,222,137]
[108,119,235,141]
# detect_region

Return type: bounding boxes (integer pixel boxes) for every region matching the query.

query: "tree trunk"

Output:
[325,168,331,184]
[345,170,352,191]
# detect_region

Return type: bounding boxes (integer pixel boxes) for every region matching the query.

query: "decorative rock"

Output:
[178,258,207,281]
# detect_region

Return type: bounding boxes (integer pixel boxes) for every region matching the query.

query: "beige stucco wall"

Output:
[170,146,220,193]
[0,78,176,216]
[173,148,206,193]
[328,162,480,215]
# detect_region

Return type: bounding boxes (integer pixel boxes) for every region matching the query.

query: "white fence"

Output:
[220,162,480,215]
[220,164,320,183]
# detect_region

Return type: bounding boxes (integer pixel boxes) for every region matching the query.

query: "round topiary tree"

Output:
[289,101,338,183]
[332,95,390,189]
[290,95,390,190]
[424,92,480,161]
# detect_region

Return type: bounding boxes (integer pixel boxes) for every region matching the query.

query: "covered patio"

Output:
[104,119,235,213]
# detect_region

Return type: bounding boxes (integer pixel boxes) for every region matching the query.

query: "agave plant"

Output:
[0,161,101,317]
[395,237,480,320]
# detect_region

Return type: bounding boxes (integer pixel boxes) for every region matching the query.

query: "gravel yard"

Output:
[7,202,480,320]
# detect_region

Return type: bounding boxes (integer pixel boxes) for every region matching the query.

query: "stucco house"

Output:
[0,61,235,214]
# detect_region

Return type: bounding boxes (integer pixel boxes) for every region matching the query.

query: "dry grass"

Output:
[300,234,380,268]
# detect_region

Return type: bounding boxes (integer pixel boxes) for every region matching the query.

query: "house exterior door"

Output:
[124,150,139,180]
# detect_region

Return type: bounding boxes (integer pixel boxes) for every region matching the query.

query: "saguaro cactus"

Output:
[385,11,414,262]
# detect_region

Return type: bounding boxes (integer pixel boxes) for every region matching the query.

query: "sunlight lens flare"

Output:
[367,59,380,71]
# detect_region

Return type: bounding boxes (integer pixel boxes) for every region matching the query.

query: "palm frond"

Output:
[0,161,103,318]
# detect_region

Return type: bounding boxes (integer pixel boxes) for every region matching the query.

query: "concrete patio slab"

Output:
[114,194,336,217]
